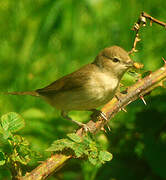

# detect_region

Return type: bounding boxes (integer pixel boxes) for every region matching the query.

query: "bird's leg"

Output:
[90,109,107,121]
[61,111,90,132]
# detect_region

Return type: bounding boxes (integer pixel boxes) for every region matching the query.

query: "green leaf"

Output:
[2,130,11,139]
[0,125,3,134]
[89,141,98,152]
[89,151,98,159]
[67,133,82,143]
[82,135,93,145]
[12,135,29,146]
[9,135,37,165]
[0,151,5,166]
[73,143,84,158]
[99,150,113,163]
[1,112,25,133]
[11,153,30,165]
[88,156,97,165]
[47,134,113,165]
[46,139,74,152]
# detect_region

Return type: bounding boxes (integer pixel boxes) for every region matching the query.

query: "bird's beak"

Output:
[125,59,134,68]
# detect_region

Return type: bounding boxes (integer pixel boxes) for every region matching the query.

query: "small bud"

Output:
[140,16,146,24]
[133,23,140,31]
[133,62,144,69]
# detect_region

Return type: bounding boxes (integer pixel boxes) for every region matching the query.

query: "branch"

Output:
[19,62,166,180]
[142,12,166,27]
[19,154,71,180]
[129,11,166,54]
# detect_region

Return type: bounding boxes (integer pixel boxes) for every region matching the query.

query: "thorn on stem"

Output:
[107,124,111,131]
[101,127,107,133]
[140,96,147,105]
[162,57,166,64]
[148,71,152,77]
[121,107,127,112]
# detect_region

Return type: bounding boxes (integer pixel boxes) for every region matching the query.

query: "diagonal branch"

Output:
[19,62,166,180]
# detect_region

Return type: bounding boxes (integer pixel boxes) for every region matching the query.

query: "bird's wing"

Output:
[36,64,98,96]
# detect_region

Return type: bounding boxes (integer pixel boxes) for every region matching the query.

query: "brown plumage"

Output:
[5,91,39,96]
[4,46,134,130]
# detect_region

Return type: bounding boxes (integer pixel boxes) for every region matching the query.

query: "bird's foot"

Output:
[72,120,91,132]
[91,109,107,121]
[81,123,91,132]
[91,109,112,131]
[61,111,91,132]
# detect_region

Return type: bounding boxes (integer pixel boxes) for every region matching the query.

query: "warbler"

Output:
[5,46,134,130]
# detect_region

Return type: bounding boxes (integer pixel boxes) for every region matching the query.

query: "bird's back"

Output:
[36,63,119,111]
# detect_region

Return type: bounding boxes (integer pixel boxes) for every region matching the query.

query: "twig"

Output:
[129,11,166,54]
[142,12,166,27]
[129,13,146,54]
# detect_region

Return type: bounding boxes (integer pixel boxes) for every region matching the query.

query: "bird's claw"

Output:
[100,111,107,121]
[81,123,91,132]
[91,109,108,121]
[73,120,91,132]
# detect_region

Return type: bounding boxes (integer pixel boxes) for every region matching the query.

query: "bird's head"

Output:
[93,46,134,78]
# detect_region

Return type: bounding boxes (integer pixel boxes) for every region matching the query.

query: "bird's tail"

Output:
[2,91,39,97]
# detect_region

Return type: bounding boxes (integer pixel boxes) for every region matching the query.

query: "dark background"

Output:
[0,0,166,179]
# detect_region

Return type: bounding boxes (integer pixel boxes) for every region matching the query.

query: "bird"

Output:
[4,46,134,130]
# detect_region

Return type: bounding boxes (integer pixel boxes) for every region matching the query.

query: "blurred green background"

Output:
[0,0,166,179]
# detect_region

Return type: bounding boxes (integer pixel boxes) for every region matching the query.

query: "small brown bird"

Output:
[5,46,134,130]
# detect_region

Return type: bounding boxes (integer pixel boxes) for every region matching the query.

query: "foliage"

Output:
[47,133,112,165]
[0,112,39,177]
[0,0,166,179]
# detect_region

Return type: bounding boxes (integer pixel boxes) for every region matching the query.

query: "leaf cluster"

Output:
[47,133,112,165]
[0,112,39,174]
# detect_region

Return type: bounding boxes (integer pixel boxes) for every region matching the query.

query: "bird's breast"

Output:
[86,72,119,105]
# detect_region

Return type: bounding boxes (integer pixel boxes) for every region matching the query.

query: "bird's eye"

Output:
[112,58,120,63]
